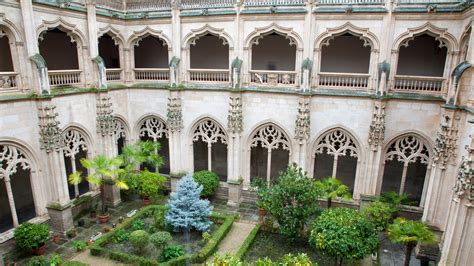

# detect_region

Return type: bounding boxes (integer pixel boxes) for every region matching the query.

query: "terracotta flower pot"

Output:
[32,244,46,256]
[259,208,267,217]
[143,197,151,206]
[98,213,110,224]
[90,211,97,219]
[52,234,61,244]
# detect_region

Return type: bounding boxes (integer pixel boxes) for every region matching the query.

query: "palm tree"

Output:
[121,140,164,172]
[388,218,437,266]
[315,177,350,208]
[69,155,128,220]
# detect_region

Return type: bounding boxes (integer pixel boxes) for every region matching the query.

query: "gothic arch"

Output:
[36,17,87,47]
[383,132,432,164]
[126,26,171,49]
[135,115,169,141]
[98,24,126,47]
[0,138,39,175]
[113,115,130,143]
[247,121,292,152]
[314,22,380,51]
[244,23,303,50]
[0,14,23,43]
[392,23,458,53]
[188,116,228,143]
[61,125,92,158]
[182,24,234,49]
[311,126,362,159]
[459,25,471,61]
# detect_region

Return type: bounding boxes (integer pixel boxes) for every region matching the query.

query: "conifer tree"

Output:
[165,174,213,232]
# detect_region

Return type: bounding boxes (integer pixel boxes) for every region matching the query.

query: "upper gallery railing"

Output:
[317,0,385,4]
[243,0,306,6]
[247,70,298,87]
[391,75,446,96]
[48,70,82,87]
[180,0,235,9]
[0,72,18,92]
[188,69,230,83]
[316,72,371,90]
[396,0,461,3]
[106,69,123,82]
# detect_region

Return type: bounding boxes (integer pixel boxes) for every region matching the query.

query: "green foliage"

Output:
[131,218,145,231]
[121,140,164,172]
[309,208,379,265]
[150,231,172,250]
[62,262,90,266]
[26,256,49,266]
[158,244,185,262]
[49,254,63,266]
[388,218,437,246]
[154,207,166,229]
[315,177,351,208]
[235,224,261,260]
[129,230,150,254]
[72,240,87,252]
[113,228,130,243]
[379,191,414,211]
[253,253,317,266]
[210,254,243,266]
[362,201,396,232]
[257,163,322,240]
[193,170,220,197]
[14,222,50,250]
[250,176,267,192]
[202,231,211,243]
[137,170,166,198]
[194,214,235,263]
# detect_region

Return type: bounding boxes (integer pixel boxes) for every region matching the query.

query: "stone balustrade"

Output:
[397,0,460,4]
[244,0,306,6]
[95,0,124,10]
[248,70,298,87]
[134,68,170,81]
[126,0,172,11]
[180,0,235,9]
[317,0,385,4]
[0,72,18,92]
[188,69,230,83]
[106,68,122,82]
[317,72,370,90]
[392,75,446,95]
[48,70,82,87]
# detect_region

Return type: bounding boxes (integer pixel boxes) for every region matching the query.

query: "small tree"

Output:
[193,170,220,198]
[150,231,172,251]
[258,163,321,240]
[136,170,166,200]
[315,177,350,208]
[69,155,128,215]
[387,218,437,266]
[165,174,213,232]
[309,208,379,266]
[130,230,150,254]
[362,200,396,232]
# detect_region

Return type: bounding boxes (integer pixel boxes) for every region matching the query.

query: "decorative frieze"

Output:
[38,104,64,152]
[139,117,168,141]
[167,97,183,133]
[295,97,310,143]
[368,102,385,146]
[453,156,473,201]
[433,114,458,167]
[96,96,114,136]
[228,96,243,134]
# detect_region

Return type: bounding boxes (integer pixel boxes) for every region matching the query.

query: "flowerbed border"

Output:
[90,205,234,265]
[235,224,261,260]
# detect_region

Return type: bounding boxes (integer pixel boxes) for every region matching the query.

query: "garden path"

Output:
[70,251,128,266]
[215,221,257,256]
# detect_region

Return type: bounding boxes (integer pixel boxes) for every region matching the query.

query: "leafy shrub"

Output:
[137,170,166,198]
[113,228,130,243]
[379,191,415,210]
[362,201,396,231]
[310,208,378,265]
[202,231,211,243]
[280,253,314,265]
[129,230,150,254]
[210,254,243,266]
[14,222,50,250]
[131,218,144,231]
[150,231,172,250]
[26,256,49,266]
[158,244,185,262]
[193,170,220,197]
[50,254,63,266]
[72,240,87,252]
[154,207,166,229]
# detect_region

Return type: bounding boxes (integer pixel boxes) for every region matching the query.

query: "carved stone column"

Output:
[367,101,385,196]
[227,94,243,207]
[294,96,311,171]
[38,102,73,234]
[96,94,121,207]
[439,120,473,265]
[167,95,184,192]
[423,109,459,227]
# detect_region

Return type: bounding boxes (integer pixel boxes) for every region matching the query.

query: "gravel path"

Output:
[70,251,129,266]
[215,221,256,256]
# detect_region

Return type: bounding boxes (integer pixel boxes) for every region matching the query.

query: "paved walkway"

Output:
[71,251,128,266]
[215,221,257,256]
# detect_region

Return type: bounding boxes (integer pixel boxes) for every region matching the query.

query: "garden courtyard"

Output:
[1,141,438,266]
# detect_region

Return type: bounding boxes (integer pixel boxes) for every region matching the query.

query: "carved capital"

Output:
[96,96,114,136]
[368,102,385,147]
[295,97,310,143]
[228,96,243,135]
[167,97,183,133]
[433,113,458,167]
[38,104,64,152]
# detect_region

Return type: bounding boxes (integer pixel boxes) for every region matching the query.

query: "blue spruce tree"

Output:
[165,174,213,232]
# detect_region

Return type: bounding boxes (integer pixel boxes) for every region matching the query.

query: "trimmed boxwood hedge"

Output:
[90,205,234,265]
[235,224,261,260]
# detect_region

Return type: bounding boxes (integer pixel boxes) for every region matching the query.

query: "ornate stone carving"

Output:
[193,119,227,145]
[228,96,243,134]
[113,118,127,142]
[433,114,458,167]
[453,156,473,201]
[315,129,358,158]
[139,117,168,141]
[96,96,114,136]
[385,135,430,165]
[0,145,30,180]
[250,124,290,151]
[368,103,385,146]
[295,97,310,143]
[38,104,64,152]
[63,129,88,158]
[167,98,183,133]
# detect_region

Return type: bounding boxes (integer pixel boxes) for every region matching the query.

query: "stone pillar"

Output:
[367,101,385,196]
[96,94,121,207]
[227,94,244,206]
[38,102,73,234]
[423,109,459,228]
[439,120,473,265]
[167,93,184,191]
[294,95,311,171]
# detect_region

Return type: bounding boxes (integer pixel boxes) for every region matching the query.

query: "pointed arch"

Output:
[36,17,87,47]
[136,115,169,141]
[244,23,303,50]
[314,22,380,51]
[127,26,171,49]
[392,22,458,52]
[0,14,23,43]
[98,24,126,47]
[113,115,130,142]
[189,116,228,144]
[182,24,234,49]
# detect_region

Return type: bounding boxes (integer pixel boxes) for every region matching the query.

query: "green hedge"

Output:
[90,206,234,265]
[235,224,261,260]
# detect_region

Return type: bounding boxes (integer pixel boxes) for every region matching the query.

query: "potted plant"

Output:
[14,222,50,256]
[89,202,97,219]
[69,155,128,223]
[136,170,166,205]
[250,177,269,218]
[192,170,220,198]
